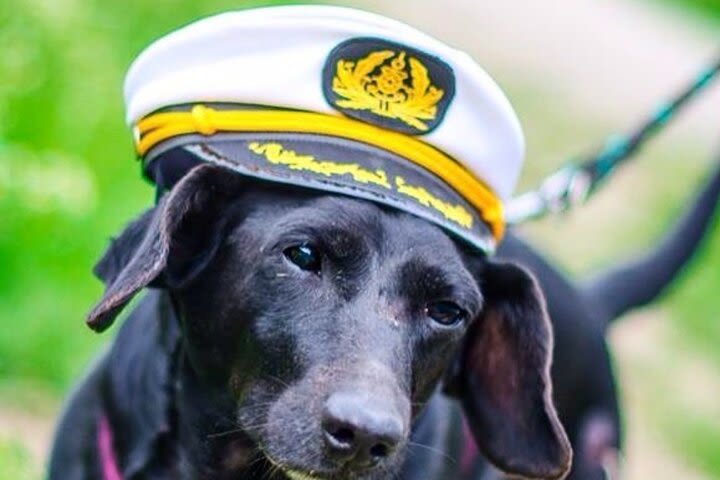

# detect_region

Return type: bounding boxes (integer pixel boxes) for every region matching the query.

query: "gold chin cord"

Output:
[134,104,506,241]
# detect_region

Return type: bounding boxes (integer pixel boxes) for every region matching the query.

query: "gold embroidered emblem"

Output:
[332,50,444,131]
[395,177,473,228]
[248,142,391,189]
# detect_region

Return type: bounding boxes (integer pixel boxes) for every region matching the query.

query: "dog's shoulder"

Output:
[48,346,108,478]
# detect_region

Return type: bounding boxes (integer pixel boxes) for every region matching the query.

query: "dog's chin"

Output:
[267,455,391,480]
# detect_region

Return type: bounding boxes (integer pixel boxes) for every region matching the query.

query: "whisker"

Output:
[207,428,244,439]
[207,420,272,438]
[245,451,271,471]
[407,440,456,464]
[266,375,292,389]
[380,462,401,480]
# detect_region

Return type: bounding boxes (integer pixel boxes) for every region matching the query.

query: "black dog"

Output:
[49,161,720,480]
[49,164,571,480]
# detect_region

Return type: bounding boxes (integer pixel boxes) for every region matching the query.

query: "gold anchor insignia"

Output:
[332,50,445,131]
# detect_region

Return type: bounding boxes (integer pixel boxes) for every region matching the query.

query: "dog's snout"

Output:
[322,391,404,468]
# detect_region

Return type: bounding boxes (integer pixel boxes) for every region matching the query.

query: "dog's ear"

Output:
[93,207,156,287]
[87,164,243,333]
[445,260,572,480]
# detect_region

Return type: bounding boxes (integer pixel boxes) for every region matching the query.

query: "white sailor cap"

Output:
[124,5,524,254]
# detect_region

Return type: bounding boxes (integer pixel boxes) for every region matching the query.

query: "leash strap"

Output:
[98,414,122,480]
[507,52,720,224]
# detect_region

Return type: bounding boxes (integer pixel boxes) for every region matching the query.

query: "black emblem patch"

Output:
[323,37,455,135]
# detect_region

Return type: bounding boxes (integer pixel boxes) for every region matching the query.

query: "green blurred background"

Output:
[0,0,718,478]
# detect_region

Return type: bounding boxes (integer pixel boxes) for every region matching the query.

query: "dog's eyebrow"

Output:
[394,257,482,314]
[266,200,385,250]
[273,223,369,255]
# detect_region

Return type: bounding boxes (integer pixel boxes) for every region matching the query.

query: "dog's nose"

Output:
[322,391,404,468]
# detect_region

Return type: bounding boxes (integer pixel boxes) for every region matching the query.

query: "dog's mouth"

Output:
[283,468,328,480]
[267,455,376,480]
[264,453,329,480]
[281,467,376,480]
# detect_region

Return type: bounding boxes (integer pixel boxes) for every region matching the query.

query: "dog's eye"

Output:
[283,244,321,273]
[426,301,467,327]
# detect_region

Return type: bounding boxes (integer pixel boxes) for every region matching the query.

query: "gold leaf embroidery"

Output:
[332,50,444,131]
[247,143,473,230]
[395,176,473,228]
[248,142,391,189]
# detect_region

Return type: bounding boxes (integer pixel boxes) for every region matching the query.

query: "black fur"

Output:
[498,159,720,479]
[49,159,720,480]
[50,165,570,480]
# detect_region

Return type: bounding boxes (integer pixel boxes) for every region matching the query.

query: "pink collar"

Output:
[460,417,479,476]
[97,414,122,480]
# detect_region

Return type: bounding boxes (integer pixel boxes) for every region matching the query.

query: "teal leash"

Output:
[507,54,720,224]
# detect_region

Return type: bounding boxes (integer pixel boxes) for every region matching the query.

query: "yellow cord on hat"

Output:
[135,105,505,240]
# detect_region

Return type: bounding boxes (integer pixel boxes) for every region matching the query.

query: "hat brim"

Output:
[144,132,496,254]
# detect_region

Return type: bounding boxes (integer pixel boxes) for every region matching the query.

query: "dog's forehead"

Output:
[241,188,471,266]
[240,189,384,236]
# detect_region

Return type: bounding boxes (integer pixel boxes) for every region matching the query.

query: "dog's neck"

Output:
[174,357,277,479]
[104,290,281,479]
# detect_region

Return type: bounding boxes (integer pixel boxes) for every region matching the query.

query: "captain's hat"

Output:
[124,5,524,254]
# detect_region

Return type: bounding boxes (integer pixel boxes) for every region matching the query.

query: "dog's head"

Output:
[89,165,571,479]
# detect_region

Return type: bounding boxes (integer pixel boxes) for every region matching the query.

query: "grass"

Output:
[0,0,719,477]
[0,440,39,480]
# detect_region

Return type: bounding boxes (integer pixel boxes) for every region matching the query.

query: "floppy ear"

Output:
[93,207,156,287]
[446,260,572,480]
[87,164,244,332]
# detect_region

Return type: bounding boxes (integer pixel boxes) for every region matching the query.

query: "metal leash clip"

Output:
[506,164,592,223]
[508,52,720,225]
